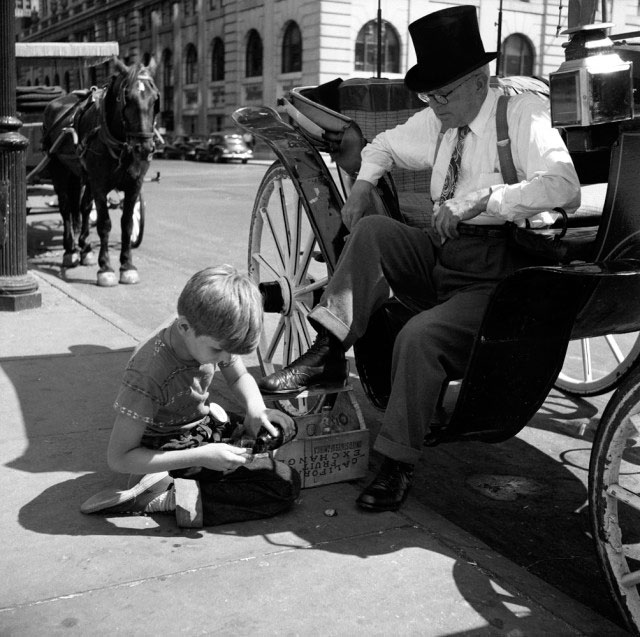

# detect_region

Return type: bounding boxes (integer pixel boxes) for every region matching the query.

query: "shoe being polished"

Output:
[258,330,348,393]
[356,457,414,512]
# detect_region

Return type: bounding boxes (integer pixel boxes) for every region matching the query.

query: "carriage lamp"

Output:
[550,24,634,128]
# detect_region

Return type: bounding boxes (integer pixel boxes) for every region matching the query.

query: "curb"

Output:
[31,267,150,343]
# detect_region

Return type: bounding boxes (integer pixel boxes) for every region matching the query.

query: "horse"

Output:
[42,58,159,286]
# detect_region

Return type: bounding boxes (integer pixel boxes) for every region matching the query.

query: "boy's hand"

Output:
[200,443,251,473]
[243,407,296,440]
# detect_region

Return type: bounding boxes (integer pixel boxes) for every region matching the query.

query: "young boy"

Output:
[81,265,300,527]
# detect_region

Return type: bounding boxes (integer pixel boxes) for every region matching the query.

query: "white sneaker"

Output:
[80,472,173,514]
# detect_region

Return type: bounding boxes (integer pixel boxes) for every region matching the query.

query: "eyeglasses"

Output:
[417,75,477,105]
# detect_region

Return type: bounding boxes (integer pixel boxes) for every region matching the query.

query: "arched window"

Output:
[281,21,302,73]
[500,33,535,76]
[185,43,198,84]
[45,76,50,86]
[245,29,263,77]
[64,71,71,92]
[54,73,60,86]
[142,52,151,66]
[211,37,225,81]
[355,19,400,73]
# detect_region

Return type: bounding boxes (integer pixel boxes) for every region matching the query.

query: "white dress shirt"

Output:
[357,87,581,227]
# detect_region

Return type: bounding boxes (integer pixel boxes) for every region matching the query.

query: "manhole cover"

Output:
[465,474,546,501]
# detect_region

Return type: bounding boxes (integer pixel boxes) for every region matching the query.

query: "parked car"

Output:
[193,132,253,163]
[157,134,202,160]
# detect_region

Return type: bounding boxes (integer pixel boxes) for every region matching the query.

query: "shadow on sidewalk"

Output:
[2,346,623,629]
[14,472,614,636]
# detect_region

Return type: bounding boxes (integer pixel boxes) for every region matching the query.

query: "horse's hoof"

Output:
[81,250,97,266]
[97,270,118,287]
[119,269,140,285]
[62,253,80,268]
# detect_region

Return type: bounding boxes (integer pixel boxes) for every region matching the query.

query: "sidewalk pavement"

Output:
[0,269,630,636]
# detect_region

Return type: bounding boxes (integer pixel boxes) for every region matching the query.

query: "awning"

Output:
[15,42,119,66]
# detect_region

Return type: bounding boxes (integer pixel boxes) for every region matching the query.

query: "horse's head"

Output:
[110,58,160,161]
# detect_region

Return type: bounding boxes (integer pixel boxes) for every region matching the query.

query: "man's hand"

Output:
[341,180,374,230]
[433,202,461,241]
[432,188,491,242]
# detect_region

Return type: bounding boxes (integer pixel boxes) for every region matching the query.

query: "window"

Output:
[162,48,174,113]
[183,0,196,18]
[245,29,263,77]
[211,37,224,81]
[281,21,302,73]
[500,33,535,76]
[162,1,171,25]
[185,43,198,84]
[117,15,126,39]
[355,19,400,73]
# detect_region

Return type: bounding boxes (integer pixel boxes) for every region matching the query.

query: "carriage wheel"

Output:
[130,193,145,249]
[555,332,640,396]
[589,367,640,635]
[248,161,333,417]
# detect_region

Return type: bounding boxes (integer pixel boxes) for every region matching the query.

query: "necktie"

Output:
[438,125,470,205]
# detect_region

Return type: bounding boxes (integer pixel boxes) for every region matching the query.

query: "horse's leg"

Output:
[118,182,141,285]
[78,183,97,265]
[50,160,82,268]
[93,188,118,287]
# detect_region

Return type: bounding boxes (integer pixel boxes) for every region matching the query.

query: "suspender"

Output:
[496,94,518,185]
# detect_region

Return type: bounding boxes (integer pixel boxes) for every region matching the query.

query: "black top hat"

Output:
[405,5,497,93]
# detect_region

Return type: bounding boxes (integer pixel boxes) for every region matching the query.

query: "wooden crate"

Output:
[274,389,369,488]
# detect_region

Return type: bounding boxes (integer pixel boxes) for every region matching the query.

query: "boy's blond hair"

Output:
[177,265,263,355]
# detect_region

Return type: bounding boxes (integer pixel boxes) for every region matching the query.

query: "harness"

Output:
[78,70,158,167]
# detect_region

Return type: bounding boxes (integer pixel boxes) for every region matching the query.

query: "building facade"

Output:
[16,0,640,135]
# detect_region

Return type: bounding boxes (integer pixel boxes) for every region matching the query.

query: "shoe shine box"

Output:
[274,390,369,488]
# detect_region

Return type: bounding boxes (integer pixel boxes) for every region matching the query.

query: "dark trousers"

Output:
[309,215,533,464]
[156,419,300,527]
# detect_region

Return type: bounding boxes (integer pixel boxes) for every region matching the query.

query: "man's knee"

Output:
[352,215,401,243]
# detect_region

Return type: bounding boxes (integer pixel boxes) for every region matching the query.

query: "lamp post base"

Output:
[0,273,42,311]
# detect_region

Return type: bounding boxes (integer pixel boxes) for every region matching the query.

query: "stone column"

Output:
[0,0,41,311]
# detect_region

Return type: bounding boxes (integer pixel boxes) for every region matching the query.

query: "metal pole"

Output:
[496,0,504,76]
[376,0,382,78]
[0,0,41,310]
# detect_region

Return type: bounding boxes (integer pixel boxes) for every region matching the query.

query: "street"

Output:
[27,159,274,335]
[25,159,628,629]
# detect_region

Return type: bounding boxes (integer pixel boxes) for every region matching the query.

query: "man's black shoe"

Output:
[258,330,347,394]
[356,457,414,512]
